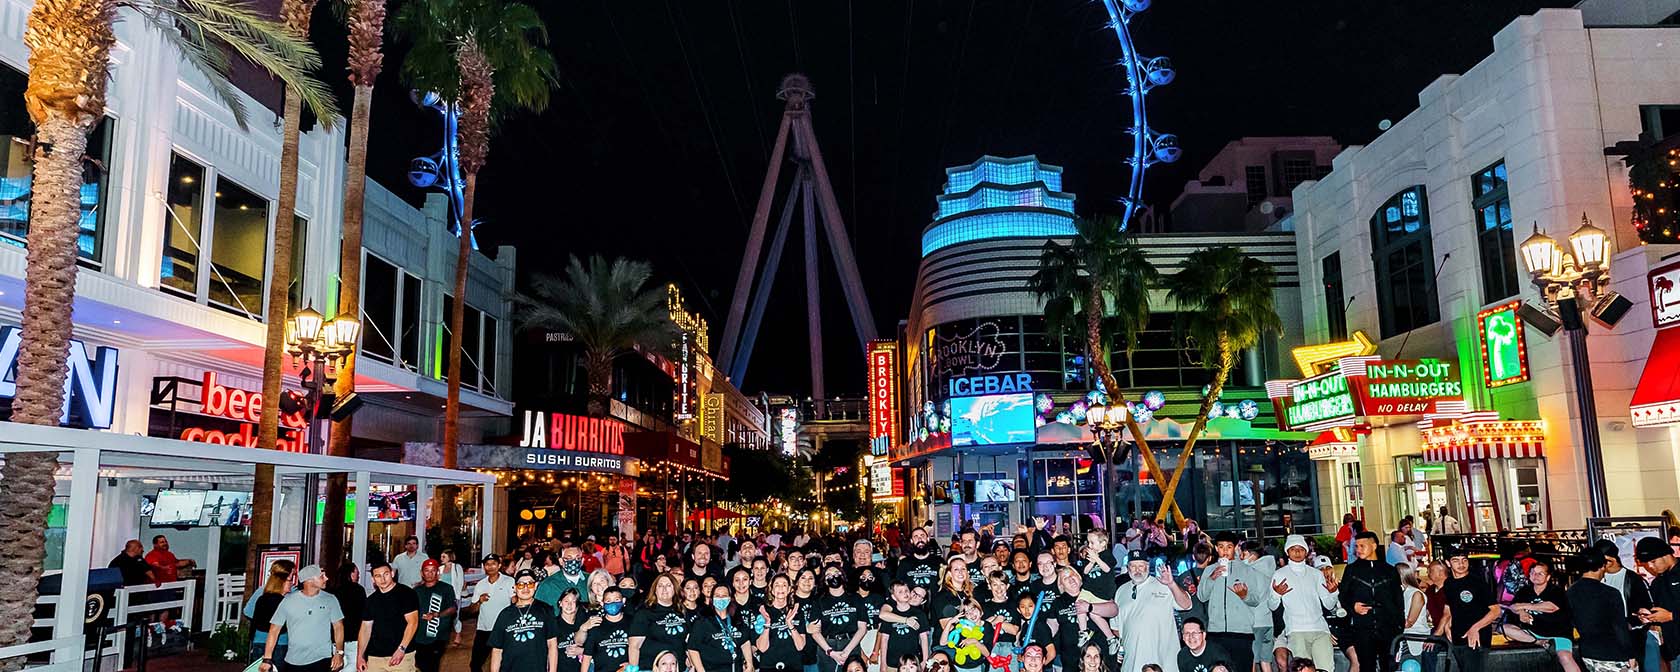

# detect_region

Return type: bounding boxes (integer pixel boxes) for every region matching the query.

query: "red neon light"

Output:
[867,341,900,449]
[201,372,306,429]
[180,425,306,452]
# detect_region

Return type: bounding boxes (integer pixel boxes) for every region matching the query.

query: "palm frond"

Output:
[134,7,249,126]
[130,0,340,127]
[395,0,557,121]
[518,255,677,366]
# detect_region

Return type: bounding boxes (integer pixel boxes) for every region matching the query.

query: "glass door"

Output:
[1508,459,1546,529]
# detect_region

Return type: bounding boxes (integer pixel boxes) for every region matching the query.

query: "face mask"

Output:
[713,598,733,611]
[619,587,637,600]
[564,559,583,575]
[825,574,846,588]
[603,601,625,616]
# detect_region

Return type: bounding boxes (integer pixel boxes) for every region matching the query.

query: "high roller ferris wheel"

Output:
[1099,0,1180,230]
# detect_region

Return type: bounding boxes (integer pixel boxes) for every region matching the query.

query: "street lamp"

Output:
[1519,213,1624,519]
[1087,403,1128,532]
[284,303,360,453]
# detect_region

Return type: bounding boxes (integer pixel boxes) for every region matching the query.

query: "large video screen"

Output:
[950,393,1036,446]
[972,479,1018,502]
[151,490,207,526]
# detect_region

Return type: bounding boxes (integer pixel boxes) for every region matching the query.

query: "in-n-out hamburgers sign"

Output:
[1268,356,1465,431]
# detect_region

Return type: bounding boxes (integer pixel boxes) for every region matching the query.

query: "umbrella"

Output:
[687,506,744,522]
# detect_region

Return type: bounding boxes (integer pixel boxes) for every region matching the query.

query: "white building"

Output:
[1287,7,1680,533]
[0,4,514,566]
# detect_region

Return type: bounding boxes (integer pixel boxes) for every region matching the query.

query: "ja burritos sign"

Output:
[1650,258,1680,330]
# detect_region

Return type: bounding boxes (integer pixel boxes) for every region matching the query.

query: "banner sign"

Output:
[867,341,900,457]
[518,410,626,455]
[1477,301,1529,388]
[948,372,1034,397]
[458,444,636,475]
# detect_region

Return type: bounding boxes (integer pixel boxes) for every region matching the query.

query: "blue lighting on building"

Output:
[1098,0,1178,230]
[922,155,1077,257]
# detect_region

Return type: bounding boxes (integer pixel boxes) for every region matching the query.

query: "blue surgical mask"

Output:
[603,601,624,616]
[713,598,733,611]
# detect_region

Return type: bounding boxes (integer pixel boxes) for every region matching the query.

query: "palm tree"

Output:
[519,256,678,417]
[317,0,389,577]
[1026,215,1187,523]
[249,0,324,600]
[395,0,553,534]
[0,0,335,660]
[1151,246,1282,522]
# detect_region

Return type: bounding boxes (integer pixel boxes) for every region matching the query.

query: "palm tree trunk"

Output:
[0,113,87,668]
[319,82,375,575]
[1153,339,1236,525]
[1084,283,1184,524]
[585,350,613,417]
[247,75,305,598]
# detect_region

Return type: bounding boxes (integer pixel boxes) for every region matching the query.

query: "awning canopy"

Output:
[1420,414,1545,462]
[1632,328,1680,428]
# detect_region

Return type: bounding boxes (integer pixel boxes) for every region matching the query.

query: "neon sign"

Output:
[518,410,626,455]
[1283,370,1357,431]
[178,372,309,452]
[0,325,119,428]
[867,341,900,457]
[948,372,1033,397]
[1352,358,1463,416]
[1477,302,1529,388]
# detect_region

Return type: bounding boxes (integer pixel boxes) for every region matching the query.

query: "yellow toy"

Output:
[946,619,986,666]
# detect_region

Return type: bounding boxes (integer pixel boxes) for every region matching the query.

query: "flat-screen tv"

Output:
[370,491,417,521]
[972,479,1018,502]
[950,393,1036,446]
[151,490,207,526]
[198,490,251,526]
[1219,480,1266,506]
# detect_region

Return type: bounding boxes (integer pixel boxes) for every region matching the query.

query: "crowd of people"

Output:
[228,516,1680,672]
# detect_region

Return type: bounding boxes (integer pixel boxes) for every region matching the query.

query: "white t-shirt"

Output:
[471,574,516,632]
[391,551,428,586]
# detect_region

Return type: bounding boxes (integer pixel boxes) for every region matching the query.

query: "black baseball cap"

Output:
[514,568,542,583]
[1636,536,1675,563]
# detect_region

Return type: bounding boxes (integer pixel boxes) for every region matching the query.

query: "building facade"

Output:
[1168,137,1341,233]
[0,6,516,568]
[1286,7,1680,534]
[891,155,1319,538]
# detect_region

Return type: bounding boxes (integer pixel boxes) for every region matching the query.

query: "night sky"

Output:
[317,0,1575,397]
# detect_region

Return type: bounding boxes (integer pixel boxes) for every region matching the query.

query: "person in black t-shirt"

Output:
[109,540,155,586]
[583,587,634,672]
[1569,550,1638,672]
[756,574,808,672]
[555,589,588,672]
[1011,592,1056,660]
[811,566,867,672]
[360,561,420,672]
[1500,561,1578,672]
[1074,530,1117,602]
[937,599,996,672]
[896,529,941,590]
[490,569,559,672]
[688,584,755,672]
[630,574,689,672]
[875,581,931,672]
[328,563,367,663]
[1178,618,1229,672]
[1440,547,1498,672]
[1007,551,1039,603]
[979,572,1019,646]
[1046,569,1113,672]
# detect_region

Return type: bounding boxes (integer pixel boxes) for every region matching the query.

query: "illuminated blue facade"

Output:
[922,155,1077,257]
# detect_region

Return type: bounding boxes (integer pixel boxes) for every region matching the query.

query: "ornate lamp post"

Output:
[1519,214,1615,518]
[284,304,360,453]
[1087,403,1129,531]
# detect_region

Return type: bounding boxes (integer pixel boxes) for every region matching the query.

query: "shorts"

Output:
[1253,627,1274,661]
[364,653,419,672]
[1282,631,1334,672]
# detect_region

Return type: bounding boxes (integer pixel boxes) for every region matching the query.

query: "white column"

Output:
[415,479,431,556]
[353,471,371,590]
[53,448,101,664]
[482,483,497,556]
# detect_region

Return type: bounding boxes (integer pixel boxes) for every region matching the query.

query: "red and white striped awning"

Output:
[1419,414,1545,462]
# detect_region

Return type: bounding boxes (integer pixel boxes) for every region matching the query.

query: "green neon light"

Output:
[1286,372,1356,428]
[1479,304,1528,387]
[433,324,445,379]
[1363,359,1462,398]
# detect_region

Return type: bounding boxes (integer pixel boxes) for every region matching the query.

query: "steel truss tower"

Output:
[717,74,877,396]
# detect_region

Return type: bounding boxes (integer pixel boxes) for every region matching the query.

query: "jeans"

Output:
[1644,630,1662,672]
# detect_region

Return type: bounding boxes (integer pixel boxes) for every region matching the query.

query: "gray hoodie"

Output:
[1197,558,1266,633]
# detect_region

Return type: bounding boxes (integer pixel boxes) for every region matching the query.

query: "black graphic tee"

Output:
[687,611,752,672]
[814,593,867,651]
[896,556,941,590]
[758,603,808,671]
[878,602,926,666]
[630,604,689,668]
[490,601,560,672]
[584,616,633,672]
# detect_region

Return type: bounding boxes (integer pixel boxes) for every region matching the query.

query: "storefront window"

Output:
[361,253,399,364]
[401,272,422,371]
[0,64,112,267]
[463,304,482,390]
[288,215,307,311]
[1394,456,1455,531]
[207,178,271,317]
[1509,459,1546,529]
[162,155,206,297]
